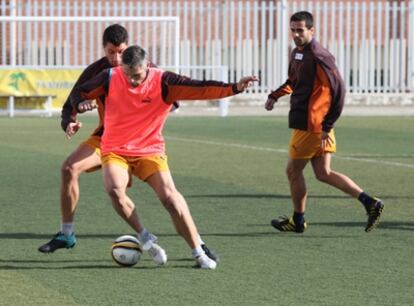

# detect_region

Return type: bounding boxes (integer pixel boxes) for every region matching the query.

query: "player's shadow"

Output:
[0,233,178,239]
[339,154,414,158]
[199,231,358,239]
[186,193,291,199]
[185,193,413,200]
[311,221,414,231]
[0,258,199,270]
[0,264,169,270]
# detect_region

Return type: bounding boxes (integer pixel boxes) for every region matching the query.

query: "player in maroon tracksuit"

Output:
[39,25,129,255]
[265,11,384,233]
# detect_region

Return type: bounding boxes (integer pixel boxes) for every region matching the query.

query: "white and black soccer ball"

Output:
[111,235,142,267]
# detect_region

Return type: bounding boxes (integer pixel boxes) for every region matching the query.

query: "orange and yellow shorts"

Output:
[101,152,169,181]
[80,135,102,173]
[288,129,336,159]
[82,135,102,157]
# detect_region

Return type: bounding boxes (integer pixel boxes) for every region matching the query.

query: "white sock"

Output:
[138,228,153,250]
[192,245,204,258]
[138,228,148,241]
[198,235,205,245]
[61,223,74,236]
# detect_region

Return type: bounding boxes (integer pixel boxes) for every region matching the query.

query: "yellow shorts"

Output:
[101,153,169,181]
[288,129,336,159]
[82,135,102,157]
[80,135,102,173]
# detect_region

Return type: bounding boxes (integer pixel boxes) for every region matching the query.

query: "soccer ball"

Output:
[111,235,142,267]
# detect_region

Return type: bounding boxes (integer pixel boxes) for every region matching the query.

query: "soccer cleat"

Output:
[365,198,384,232]
[270,216,307,233]
[148,243,168,265]
[201,244,219,263]
[38,232,76,253]
[195,253,217,270]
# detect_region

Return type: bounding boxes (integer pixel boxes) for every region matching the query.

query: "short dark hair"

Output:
[290,11,314,29]
[122,45,148,67]
[102,24,128,47]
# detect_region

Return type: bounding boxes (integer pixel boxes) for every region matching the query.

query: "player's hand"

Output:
[66,121,82,139]
[78,100,97,112]
[237,76,259,91]
[265,97,277,111]
[321,131,333,149]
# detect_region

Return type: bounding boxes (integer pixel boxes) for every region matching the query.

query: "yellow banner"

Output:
[0,68,83,109]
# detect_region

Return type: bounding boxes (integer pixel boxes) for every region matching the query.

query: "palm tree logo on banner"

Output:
[8,72,27,91]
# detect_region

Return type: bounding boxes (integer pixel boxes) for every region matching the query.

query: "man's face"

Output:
[104,42,128,67]
[290,20,314,48]
[122,63,147,87]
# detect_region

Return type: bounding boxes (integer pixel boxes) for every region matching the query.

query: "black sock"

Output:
[293,211,305,226]
[358,192,375,210]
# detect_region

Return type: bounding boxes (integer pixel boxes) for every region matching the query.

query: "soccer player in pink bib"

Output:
[72,45,258,269]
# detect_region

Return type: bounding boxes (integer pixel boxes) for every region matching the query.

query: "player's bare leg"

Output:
[311,153,384,231]
[38,144,100,253]
[311,153,362,197]
[61,144,101,223]
[102,164,144,232]
[147,171,217,269]
[271,158,309,233]
[103,164,167,265]
[286,158,310,213]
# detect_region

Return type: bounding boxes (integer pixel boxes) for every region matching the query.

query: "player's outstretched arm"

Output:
[236,75,259,91]
[161,72,258,103]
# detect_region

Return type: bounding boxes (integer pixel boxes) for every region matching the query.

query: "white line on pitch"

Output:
[166,136,414,169]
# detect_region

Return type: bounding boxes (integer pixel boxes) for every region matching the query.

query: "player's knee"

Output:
[160,194,175,212]
[315,170,330,183]
[159,189,180,214]
[106,187,126,204]
[61,160,79,179]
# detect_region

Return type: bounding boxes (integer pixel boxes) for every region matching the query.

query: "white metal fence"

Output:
[1,0,414,96]
[0,15,180,69]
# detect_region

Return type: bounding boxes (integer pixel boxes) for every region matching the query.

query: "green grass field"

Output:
[0,115,413,306]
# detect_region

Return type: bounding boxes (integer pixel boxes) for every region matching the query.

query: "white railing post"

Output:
[174,17,180,73]
[280,0,289,84]
[409,0,414,91]
[8,96,15,118]
[46,96,53,117]
[10,0,17,66]
[219,65,229,117]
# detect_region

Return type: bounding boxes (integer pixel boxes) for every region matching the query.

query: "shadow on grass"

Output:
[0,257,198,270]
[0,264,194,270]
[185,193,413,200]
[311,221,414,231]
[0,233,177,239]
[1,219,413,242]
[186,193,291,199]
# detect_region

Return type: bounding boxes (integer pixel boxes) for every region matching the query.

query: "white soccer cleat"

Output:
[148,243,168,265]
[196,254,217,270]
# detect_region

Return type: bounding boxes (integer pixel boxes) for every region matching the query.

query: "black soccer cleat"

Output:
[271,216,307,233]
[365,198,384,232]
[201,244,220,263]
[38,232,77,253]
